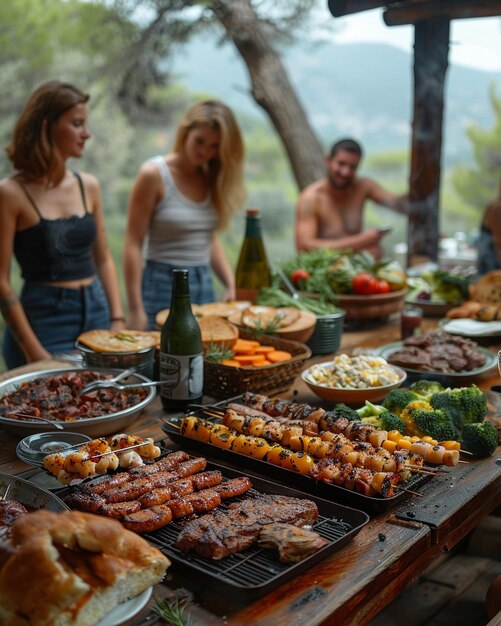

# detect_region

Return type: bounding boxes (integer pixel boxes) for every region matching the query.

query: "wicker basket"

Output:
[203,329,311,398]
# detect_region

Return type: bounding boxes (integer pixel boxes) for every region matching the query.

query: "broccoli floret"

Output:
[356,400,387,419]
[399,400,433,436]
[361,411,405,433]
[461,422,498,457]
[333,403,361,422]
[382,388,419,414]
[405,408,456,441]
[430,385,487,432]
[409,380,445,402]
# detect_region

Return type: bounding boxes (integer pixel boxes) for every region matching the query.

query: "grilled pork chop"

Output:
[175,494,318,560]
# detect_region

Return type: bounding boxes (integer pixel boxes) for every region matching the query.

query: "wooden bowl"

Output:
[337,289,407,320]
[227,309,317,344]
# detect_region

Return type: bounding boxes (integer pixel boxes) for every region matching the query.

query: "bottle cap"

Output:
[246,208,261,217]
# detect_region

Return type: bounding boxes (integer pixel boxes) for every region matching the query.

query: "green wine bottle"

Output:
[235,208,271,303]
[159,269,203,411]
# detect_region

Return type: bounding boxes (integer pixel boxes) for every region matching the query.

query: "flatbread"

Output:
[77,329,160,353]
[196,301,251,318]
[241,306,300,329]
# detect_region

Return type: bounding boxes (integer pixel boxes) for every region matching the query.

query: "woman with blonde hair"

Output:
[123,100,246,330]
[0,80,125,369]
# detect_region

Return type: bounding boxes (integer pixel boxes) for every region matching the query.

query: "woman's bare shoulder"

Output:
[0,177,24,206]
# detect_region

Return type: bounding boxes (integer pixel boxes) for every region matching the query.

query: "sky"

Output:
[327,9,501,72]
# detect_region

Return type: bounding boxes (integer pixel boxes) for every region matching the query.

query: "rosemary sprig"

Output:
[204,341,234,363]
[153,596,192,626]
[245,313,284,338]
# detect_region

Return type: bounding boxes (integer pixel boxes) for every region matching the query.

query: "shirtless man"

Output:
[295,138,406,258]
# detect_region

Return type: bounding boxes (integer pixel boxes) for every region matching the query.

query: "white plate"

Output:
[440,318,501,337]
[97,587,152,626]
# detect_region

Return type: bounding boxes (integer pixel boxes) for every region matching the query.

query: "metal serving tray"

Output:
[60,452,369,601]
[0,368,156,437]
[162,405,433,515]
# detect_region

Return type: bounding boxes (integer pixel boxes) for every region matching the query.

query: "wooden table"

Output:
[1,315,500,626]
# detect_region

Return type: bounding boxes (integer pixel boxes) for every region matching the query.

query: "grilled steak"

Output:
[175,494,318,560]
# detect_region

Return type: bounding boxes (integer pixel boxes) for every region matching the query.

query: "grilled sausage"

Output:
[214,477,252,499]
[185,489,221,513]
[175,457,207,478]
[98,500,142,519]
[129,450,190,476]
[84,471,131,495]
[122,505,173,533]
[137,487,173,508]
[168,498,195,519]
[64,490,106,513]
[191,470,222,491]
[168,477,195,497]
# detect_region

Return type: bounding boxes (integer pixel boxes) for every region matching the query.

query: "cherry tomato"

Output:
[291,269,311,284]
[352,272,379,295]
[376,279,390,294]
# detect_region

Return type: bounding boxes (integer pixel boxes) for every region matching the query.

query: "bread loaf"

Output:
[0,510,170,626]
[198,315,239,349]
[470,270,501,304]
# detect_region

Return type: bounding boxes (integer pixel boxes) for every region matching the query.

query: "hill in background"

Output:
[171,37,500,166]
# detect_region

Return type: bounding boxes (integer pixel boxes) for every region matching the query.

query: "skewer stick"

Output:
[407,464,448,473]
[1,484,11,501]
[458,460,470,464]
[394,486,423,497]
[164,420,180,429]
[460,449,474,456]
[409,468,440,476]
[86,441,151,460]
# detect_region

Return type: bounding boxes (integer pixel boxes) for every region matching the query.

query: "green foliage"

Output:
[452,84,501,211]
[331,403,361,423]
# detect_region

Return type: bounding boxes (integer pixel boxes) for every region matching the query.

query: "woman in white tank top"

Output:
[123,101,246,330]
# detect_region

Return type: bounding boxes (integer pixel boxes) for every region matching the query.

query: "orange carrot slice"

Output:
[254,345,275,354]
[267,350,292,363]
[221,359,241,367]
[234,354,266,365]
[254,359,272,367]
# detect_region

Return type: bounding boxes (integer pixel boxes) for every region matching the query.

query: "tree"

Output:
[110,0,326,189]
[452,84,501,210]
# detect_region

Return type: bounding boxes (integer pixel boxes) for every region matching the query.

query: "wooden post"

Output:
[407,17,450,265]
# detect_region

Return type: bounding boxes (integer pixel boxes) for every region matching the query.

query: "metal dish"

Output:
[0,470,68,511]
[0,368,156,437]
[76,341,155,379]
[376,342,497,381]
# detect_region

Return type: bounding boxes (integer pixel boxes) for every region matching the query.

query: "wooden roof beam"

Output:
[384,1,501,26]
[327,0,388,18]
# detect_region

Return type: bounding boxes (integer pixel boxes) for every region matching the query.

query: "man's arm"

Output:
[367,179,408,215]
[295,187,383,255]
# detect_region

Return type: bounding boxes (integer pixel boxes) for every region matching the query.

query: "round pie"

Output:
[77,329,160,353]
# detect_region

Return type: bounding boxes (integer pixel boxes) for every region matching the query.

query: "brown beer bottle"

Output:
[159,269,203,411]
[235,208,271,303]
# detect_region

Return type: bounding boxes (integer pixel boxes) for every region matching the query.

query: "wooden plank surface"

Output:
[1,316,501,626]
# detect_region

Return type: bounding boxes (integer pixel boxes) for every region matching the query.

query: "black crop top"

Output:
[13,172,97,282]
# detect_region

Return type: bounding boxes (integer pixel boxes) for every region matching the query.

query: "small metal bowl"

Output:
[0,368,156,437]
[76,341,155,379]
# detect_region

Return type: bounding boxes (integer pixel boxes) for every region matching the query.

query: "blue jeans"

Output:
[143,261,215,329]
[2,279,110,369]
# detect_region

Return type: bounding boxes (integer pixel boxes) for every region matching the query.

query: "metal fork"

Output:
[80,378,164,394]
[79,368,136,395]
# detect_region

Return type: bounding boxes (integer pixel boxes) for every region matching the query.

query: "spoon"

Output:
[7,413,65,431]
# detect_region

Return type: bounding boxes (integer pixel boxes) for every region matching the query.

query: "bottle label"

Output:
[159,353,203,400]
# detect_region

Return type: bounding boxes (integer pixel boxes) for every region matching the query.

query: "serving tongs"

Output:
[80,378,164,394]
[79,367,143,395]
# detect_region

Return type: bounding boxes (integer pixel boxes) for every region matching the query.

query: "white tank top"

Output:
[143,156,217,265]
